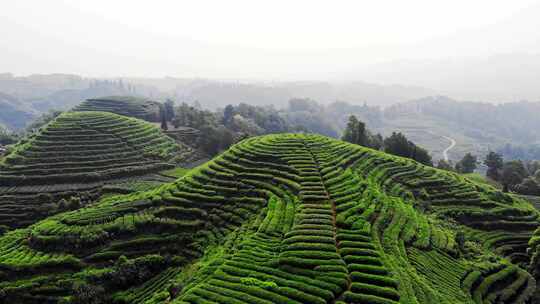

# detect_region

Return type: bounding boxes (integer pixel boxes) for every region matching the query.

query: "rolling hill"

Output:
[0,111,196,228]
[0,133,538,303]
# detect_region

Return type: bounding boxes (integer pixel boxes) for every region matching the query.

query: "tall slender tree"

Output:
[342,115,359,144]
[484,151,503,180]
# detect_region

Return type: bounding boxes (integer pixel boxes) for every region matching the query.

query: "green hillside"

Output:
[73,96,162,122]
[0,134,538,303]
[0,111,194,228]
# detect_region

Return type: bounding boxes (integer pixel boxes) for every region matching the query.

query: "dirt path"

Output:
[417,130,457,162]
[441,135,456,162]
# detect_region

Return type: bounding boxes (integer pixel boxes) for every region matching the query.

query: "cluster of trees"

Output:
[342,115,383,150]
[281,98,339,137]
[484,151,540,194]
[436,153,478,174]
[222,103,291,135]
[437,150,540,195]
[341,115,432,166]
[438,153,478,174]
[166,102,236,156]
[162,101,290,156]
[383,132,432,166]
[10,97,383,158]
[161,99,354,156]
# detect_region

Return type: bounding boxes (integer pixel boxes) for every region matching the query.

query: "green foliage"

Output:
[239,277,278,289]
[484,151,503,180]
[342,115,382,149]
[1,111,183,185]
[0,133,537,303]
[384,132,433,166]
[160,167,190,179]
[516,177,540,195]
[501,160,529,192]
[455,153,477,173]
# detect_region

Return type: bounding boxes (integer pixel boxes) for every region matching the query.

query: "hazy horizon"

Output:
[2,1,540,102]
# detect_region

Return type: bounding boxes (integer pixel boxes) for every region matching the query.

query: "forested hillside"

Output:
[0,133,538,303]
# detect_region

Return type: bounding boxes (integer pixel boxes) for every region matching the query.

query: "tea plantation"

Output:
[73,96,162,122]
[0,111,195,228]
[0,134,539,303]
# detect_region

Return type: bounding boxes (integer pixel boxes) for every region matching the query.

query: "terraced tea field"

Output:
[0,134,538,303]
[73,96,162,122]
[0,111,195,228]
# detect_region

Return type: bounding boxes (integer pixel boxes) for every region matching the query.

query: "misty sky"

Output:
[2,1,540,101]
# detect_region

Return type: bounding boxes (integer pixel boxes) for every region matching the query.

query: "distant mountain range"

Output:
[149,79,436,109]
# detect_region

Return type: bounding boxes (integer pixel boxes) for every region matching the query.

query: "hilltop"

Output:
[73,96,162,122]
[0,111,196,228]
[0,133,538,303]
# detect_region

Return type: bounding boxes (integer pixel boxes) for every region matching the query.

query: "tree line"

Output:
[163,103,435,164]
[483,151,540,194]
[341,115,433,166]
[160,99,353,156]
[436,150,540,195]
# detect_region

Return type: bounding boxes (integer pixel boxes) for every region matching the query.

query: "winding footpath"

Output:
[441,135,456,162]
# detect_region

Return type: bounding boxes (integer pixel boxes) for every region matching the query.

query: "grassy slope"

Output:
[462,173,502,190]
[0,134,538,303]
